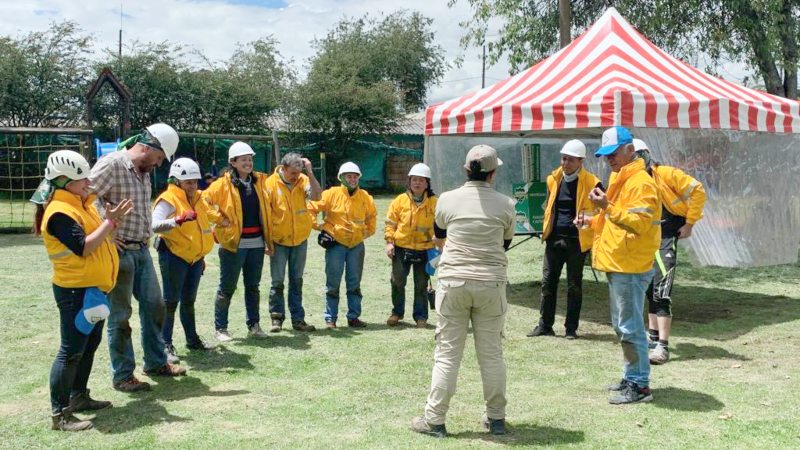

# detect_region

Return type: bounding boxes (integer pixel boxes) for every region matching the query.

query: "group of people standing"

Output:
[34,120,705,436]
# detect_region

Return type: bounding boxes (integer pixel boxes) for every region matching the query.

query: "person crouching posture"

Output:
[385,163,437,328]
[308,162,377,328]
[153,158,215,364]
[33,150,133,431]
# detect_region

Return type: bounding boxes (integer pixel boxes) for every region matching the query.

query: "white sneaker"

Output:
[649,344,670,365]
[215,329,233,342]
[248,323,268,338]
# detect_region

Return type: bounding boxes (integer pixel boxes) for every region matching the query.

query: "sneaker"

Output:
[410,416,447,438]
[215,329,233,342]
[347,318,367,328]
[270,319,283,333]
[248,323,268,338]
[481,415,506,435]
[565,330,578,340]
[186,337,215,351]
[649,344,670,365]
[113,375,151,392]
[386,314,402,326]
[51,407,93,431]
[69,389,112,412]
[526,325,555,337]
[416,320,428,329]
[292,320,316,332]
[165,344,180,364]
[326,321,337,329]
[144,363,187,377]
[605,379,626,391]
[609,381,653,404]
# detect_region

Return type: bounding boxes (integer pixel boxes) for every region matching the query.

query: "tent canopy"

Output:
[425,8,800,136]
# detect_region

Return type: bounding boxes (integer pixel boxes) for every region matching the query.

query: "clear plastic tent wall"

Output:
[424,128,800,267]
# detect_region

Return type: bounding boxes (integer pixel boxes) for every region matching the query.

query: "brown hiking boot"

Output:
[69,389,112,412]
[113,375,151,392]
[416,320,428,329]
[410,416,447,438]
[348,318,367,328]
[270,318,283,333]
[144,363,187,377]
[386,315,402,326]
[292,320,316,332]
[326,321,337,329]
[51,407,93,431]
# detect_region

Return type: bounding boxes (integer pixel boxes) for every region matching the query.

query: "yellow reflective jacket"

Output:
[384,191,437,251]
[201,171,272,253]
[42,190,119,292]
[264,168,313,247]
[541,167,601,253]
[591,158,662,273]
[308,185,377,248]
[155,184,214,264]
[650,164,706,224]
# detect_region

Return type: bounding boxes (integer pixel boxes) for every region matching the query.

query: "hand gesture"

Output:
[106,199,133,222]
[588,187,608,209]
[176,210,198,225]
[302,158,313,174]
[386,242,395,259]
[677,223,694,239]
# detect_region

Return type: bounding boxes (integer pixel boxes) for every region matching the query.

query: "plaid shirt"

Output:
[90,151,152,242]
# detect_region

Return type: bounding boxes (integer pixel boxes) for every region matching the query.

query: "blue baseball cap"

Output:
[74,287,110,335]
[595,126,633,157]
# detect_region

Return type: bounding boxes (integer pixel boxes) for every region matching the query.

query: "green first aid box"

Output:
[513,181,547,234]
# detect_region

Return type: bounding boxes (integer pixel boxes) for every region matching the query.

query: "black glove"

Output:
[317,231,336,249]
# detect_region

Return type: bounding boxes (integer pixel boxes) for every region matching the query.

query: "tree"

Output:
[295,10,446,147]
[0,21,93,127]
[450,0,798,98]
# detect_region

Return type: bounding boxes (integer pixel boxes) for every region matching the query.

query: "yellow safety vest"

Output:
[308,185,377,248]
[650,165,706,224]
[42,190,119,292]
[155,184,214,264]
[201,171,272,253]
[264,168,313,247]
[541,167,601,253]
[384,191,437,251]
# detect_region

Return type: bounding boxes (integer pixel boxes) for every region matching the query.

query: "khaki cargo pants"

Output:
[424,278,508,425]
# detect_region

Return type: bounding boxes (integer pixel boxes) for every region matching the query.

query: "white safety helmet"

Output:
[408,163,432,178]
[338,161,361,177]
[169,158,202,181]
[145,123,179,161]
[228,141,256,160]
[633,138,650,152]
[560,139,586,158]
[45,150,90,181]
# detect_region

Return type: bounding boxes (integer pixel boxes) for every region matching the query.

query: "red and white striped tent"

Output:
[425,7,800,136]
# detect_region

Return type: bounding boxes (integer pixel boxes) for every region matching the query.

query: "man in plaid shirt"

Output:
[90,123,187,392]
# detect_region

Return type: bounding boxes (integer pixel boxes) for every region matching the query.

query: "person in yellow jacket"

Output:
[527,140,602,339]
[202,142,273,342]
[577,126,661,405]
[308,162,377,328]
[633,139,707,365]
[265,153,322,333]
[385,163,437,328]
[153,158,215,364]
[32,150,133,431]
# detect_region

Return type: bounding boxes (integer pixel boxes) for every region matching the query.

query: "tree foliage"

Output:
[451,0,799,98]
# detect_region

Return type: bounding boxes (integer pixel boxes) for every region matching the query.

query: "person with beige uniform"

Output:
[411,145,515,438]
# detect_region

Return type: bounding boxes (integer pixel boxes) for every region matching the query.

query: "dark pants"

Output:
[50,285,104,414]
[647,236,678,317]
[390,247,429,321]
[538,237,587,332]
[158,247,204,346]
[215,246,264,330]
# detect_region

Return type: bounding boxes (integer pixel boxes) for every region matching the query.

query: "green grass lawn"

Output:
[1,194,799,449]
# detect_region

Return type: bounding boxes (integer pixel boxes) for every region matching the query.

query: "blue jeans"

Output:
[158,247,204,346]
[107,247,166,383]
[324,242,365,323]
[390,247,429,321]
[50,286,104,413]
[268,241,307,322]
[607,270,654,387]
[215,247,264,330]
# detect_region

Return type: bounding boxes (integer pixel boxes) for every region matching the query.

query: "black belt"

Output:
[121,239,148,249]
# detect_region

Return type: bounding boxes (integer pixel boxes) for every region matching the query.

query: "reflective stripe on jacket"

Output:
[591,158,662,273]
[42,190,119,292]
[650,165,706,224]
[541,167,601,253]
[201,171,271,252]
[308,185,377,248]
[264,169,313,247]
[384,191,437,251]
[155,184,214,264]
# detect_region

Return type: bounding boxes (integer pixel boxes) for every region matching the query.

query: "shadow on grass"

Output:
[184,345,256,372]
[507,279,800,341]
[93,376,248,434]
[235,332,311,349]
[651,387,725,412]
[450,424,584,446]
[671,342,749,362]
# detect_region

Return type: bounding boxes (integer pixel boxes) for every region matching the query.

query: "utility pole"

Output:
[118,1,123,59]
[481,43,486,88]
[558,0,571,48]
